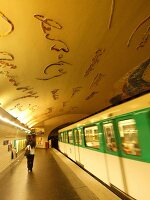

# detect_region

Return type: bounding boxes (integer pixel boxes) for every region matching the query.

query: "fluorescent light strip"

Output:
[0,116,31,133]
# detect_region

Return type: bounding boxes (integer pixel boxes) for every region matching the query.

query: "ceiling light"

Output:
[0,115,31,133]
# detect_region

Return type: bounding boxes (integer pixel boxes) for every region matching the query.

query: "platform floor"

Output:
[0,148,121,200]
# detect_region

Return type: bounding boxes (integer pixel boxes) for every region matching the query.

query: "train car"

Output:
[58,93,150,200]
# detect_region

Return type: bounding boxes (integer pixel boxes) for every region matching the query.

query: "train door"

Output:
[74,128,82,164]
[64,131,68,156]
[102,120,127,193]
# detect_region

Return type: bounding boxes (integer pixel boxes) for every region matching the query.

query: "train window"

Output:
[68,130,73,144]
[61,133,64,142]
[74,129,82,145]
[103,123,118,152]
[84,126,100,149]
[64,132,68,143]
[62,132,65,142]
[59,133,63,142]
[118,119,141,156]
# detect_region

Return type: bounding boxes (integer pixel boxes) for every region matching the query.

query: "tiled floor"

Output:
[51,149,122,200]
[0,148,121,200]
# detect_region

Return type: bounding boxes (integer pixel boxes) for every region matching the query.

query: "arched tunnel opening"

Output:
[48,122,72,149]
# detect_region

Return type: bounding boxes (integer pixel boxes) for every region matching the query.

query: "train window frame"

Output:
[62,132,65,142]
[68,130,73,144]
[74,129,82,146]
[64,132,68,143]
[118,118,141,156]
[103,122,118,152]
[84,125,100,149]
[59,132,63,142]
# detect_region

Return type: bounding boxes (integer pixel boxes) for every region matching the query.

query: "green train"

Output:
[58,93,150,200]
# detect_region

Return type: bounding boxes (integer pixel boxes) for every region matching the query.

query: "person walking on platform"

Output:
[25,138,36,172]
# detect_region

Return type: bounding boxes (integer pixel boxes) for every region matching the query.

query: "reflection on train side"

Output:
[74,129,82,145]
[118,119,141,156]
[103,123,118,152]
[84,126,100,149]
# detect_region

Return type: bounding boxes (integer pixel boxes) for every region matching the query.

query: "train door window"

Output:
[74,129,82,145]
[103,123,118,152]
[118,119,141,156]
[64,132,68,143]
[68,130,73,144]
[60,133,63,142]
[62,132,65,142]
[84,126,100,149]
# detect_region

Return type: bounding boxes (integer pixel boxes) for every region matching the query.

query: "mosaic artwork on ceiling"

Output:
[137,25,150,50]
[34,14,69,53]
[62,101,67,107]
[85,91,99,100]
[0,53,18,86]
[0,71,19,86]
[43,61,71,74]
[122,58,150,95]
[0,11,39,102]
[89,73,105,89]
[9,103,38,113]
[0,52,14,61]
[41,107,53,118]
[34,14,70,81]
[127,15,150,49]
[15,83,38,102]
[14,84,39,101]
[109,58,150,104]
[28,104,39,112]
[9,103,23,111]
[84,49,105,77]
[0,11,14,37]
[0,13,18,87]
[39,108,53,120]
[13,92,39,101]
[16,86,33,92]
[108,0,115,29]
[8,76,18,86]
[71,87,82,98]
[51,89,59,100]
[36,68,67,80]
[0,52,16,72]
[56,102,68,113]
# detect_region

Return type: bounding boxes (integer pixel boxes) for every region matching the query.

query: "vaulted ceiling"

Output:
[0,0,150,134]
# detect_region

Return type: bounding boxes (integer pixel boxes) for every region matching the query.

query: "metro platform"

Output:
[0,148,122,200]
